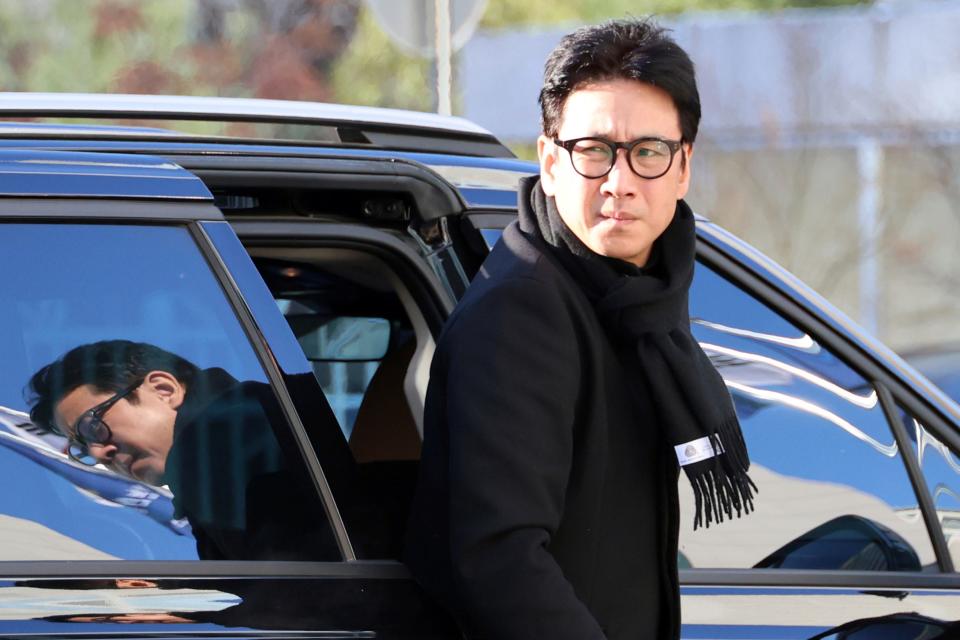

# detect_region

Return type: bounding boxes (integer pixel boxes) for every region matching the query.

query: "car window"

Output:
[682,261,937,571]
[0,223,338,561]
[247,250,426,559]
[895,407,960,569]
[251,257,420,443]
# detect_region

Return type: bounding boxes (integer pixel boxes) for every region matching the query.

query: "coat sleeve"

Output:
[439,275,606,640]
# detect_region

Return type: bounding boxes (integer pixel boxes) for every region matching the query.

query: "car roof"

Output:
[0,92,534,210]
[0,148,212,201]
[0,92,514,159]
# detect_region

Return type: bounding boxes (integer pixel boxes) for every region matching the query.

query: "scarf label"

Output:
[675,435,723,466]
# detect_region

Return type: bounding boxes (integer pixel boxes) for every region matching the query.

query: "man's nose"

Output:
[601,149,637,198]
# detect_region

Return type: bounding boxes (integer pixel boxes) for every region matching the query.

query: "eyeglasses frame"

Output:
[553,136,685,180]
[66,378,144,465]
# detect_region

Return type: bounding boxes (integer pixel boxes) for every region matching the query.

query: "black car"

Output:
[0,93,957,639]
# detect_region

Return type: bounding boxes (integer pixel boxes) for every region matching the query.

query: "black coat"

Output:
[164,368,337,561]
[405,220,681,640]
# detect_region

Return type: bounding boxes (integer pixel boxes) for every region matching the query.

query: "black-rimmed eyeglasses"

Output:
[65,378,143,466]
[553,136,684,180]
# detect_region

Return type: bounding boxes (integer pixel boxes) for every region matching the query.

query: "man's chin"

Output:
[589,236,653,266]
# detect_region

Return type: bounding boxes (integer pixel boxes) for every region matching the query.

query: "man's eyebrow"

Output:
[572,131,672,140]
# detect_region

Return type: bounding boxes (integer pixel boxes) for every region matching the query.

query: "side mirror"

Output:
[809,612,959,640]
[754,515,921,572]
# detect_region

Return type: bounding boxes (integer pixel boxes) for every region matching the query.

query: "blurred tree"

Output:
[479,0,869,29]
[193,0,360,101]
[0,0,360,103]
[0,0,869,114]
[331,7,434,111]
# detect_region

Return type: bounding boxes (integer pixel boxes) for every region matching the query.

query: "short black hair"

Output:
[27,340,199,435]
[539,17,701,143]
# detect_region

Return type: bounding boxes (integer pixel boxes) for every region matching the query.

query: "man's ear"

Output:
[142,371,185,410]
[677,142,694,200]
[538,135,558,196]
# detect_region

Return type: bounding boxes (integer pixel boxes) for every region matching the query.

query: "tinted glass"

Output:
[897,408,960,569]
[243,252,422,559]
[250,256,416,440]
[682,262,936,570]
[0,223,337,561]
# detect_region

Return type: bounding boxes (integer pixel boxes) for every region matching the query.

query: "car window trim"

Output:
[0,198,222,220]
[680,568,959,588]
[174,154,467,222]
[0,560,412,579]
[188,221,355,561]
[875,383,955,572]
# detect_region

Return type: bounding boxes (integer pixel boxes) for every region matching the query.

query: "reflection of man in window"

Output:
[27,340,334,560]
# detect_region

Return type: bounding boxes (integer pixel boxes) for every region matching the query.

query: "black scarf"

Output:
[517,176,756,528]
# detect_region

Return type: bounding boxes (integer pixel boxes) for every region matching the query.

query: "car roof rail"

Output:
[0,92,515,159]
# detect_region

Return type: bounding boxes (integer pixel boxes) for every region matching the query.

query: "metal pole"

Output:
[435,0,452,116]
[857,137,882,337]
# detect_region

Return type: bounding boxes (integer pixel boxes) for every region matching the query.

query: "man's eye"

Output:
[634,143,668,158]
[573,143,610,157]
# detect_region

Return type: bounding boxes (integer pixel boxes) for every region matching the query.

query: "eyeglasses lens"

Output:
[570,140,615,178]
[629,140,672,177]
[67,413,111,466]
[68,441,98,466]
[76,413,110,444]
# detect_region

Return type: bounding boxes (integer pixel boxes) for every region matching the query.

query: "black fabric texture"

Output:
[405,189,683,639]
[523,176,756,529]
[164,368,338,561]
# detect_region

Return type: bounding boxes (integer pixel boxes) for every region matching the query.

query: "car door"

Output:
[0,151,459,639]
[468,214,960,639]
[189,154,468,633]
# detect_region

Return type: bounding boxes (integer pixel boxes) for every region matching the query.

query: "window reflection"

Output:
[681,262,935,570]
[0,224,337,561]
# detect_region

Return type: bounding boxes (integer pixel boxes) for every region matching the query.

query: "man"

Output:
[27,339,335,560]
[405,18,755,640]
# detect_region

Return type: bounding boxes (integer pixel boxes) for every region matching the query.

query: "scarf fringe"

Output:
[519,177,758,529]
[690,422,758,530]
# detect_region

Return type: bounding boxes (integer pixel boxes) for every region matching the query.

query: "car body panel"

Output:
[0,573,456,638]
[681,584,960,638]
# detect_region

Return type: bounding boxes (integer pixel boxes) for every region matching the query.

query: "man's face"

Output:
[54,371,184,485]
[538,78,693,267]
